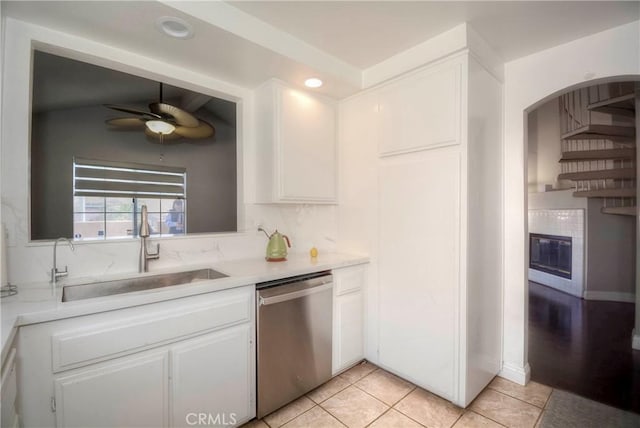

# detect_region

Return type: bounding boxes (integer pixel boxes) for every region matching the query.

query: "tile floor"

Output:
[241,361,554,428]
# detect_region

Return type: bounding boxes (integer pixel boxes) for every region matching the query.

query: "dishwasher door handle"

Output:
[259,282,333,306]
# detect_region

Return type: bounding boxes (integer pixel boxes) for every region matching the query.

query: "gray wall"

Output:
[527,191,636,295]
[586,198,636,294]
[31,104,236,240]
[527,98,564,192]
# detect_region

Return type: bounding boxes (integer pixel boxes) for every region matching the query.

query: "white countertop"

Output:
[0,252,368,357]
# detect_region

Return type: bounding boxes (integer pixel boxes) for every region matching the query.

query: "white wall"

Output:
[528,189,587,210]
[502,20,640,384]
[1,18,337,285]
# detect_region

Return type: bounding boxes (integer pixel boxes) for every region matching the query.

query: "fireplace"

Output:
[530,233,572,279]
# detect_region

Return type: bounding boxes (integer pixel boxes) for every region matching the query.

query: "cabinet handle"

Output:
[259,282,333,306]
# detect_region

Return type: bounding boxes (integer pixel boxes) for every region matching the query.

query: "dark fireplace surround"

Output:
[529,233,572,279]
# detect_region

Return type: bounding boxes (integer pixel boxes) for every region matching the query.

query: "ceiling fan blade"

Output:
[174,120,215,139]
[144,127,182,143]
[105,117,146,127]
[104,104,162,119]
[149,102,199,127]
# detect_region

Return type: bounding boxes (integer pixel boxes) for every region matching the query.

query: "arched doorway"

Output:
[499,22,639,390]
[524,79,639,412]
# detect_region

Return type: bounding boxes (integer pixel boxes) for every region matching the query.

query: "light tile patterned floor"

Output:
[242,361,553,428]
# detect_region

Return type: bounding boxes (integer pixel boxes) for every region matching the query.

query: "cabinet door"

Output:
[278,85,337,202]
[54,351,169,428]
[378,146,460,400]
[1,348,19,428]
[334,264,366,296]
[377,58,462,156]
[170,324,253,427]
[333,291,364,374]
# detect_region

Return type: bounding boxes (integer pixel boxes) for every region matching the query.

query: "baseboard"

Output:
[498,362,530,385]
[633,329,640,351]
[582,291,636,303]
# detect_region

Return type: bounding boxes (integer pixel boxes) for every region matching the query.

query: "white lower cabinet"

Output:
[1,345,20,428]
[333,292,364,373]
[332,265,366,374]
[18,285,255,428]
[171,325,253,428]
[54,350,169,428]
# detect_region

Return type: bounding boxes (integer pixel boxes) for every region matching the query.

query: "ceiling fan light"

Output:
[146,120,176,135]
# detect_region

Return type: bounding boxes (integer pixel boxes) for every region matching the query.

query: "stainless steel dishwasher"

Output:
[256,272,333,418]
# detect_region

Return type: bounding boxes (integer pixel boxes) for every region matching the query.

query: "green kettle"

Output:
[259,227,291,262]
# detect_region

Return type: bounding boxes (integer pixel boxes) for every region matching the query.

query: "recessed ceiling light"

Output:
[156,16,194,39]
[304,78,323,88]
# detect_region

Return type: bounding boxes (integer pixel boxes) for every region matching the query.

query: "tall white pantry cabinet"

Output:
[339,51,503,407]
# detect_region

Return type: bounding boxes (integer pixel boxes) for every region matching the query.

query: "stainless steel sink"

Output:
[61,268,228,302]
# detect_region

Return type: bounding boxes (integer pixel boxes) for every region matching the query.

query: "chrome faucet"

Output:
[51,238,75,289]
[139,205,160,272]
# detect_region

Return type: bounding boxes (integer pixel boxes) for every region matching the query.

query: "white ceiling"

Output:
[229,1,640,68]
[3,1,639,99]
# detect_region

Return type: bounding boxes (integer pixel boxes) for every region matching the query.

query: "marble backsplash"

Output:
[2,200,338,286]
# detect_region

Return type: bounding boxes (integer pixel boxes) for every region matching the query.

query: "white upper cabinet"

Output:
[255,80,337,203]
[377,58,462,156]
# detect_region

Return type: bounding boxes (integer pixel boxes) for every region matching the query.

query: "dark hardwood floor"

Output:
[528,281,640,414]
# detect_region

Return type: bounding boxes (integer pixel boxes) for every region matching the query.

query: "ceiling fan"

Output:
[104,82,215,143]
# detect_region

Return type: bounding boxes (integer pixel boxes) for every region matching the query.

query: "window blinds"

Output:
[73,158,186,199]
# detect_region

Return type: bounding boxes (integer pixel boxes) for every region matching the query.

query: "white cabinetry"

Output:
[255,79,337,203]
[1,343,20,428]
[339,52,503,407]
[377,60,461,156]
[171,325,253,427]
[54,350,169,428]
[18,285,255,427]
[332,264,366,374]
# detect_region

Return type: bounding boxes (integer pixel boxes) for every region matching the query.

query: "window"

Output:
[73,158,186,240]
